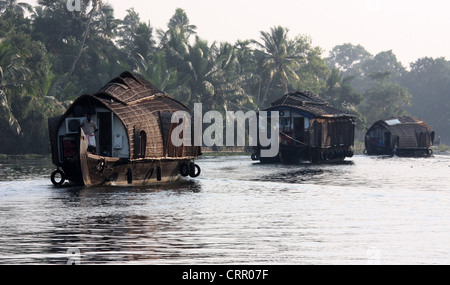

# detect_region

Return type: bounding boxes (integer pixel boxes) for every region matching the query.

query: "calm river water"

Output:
[1,153,450,265]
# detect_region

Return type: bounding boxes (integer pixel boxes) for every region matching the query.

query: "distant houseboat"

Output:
[252,91,356,163]
[365,116,435,157]
[48,71,202,186]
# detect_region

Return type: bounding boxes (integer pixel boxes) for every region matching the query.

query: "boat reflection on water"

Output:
[37,179,203,264]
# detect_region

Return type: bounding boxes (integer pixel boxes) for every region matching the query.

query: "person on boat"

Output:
[81,113,98,153]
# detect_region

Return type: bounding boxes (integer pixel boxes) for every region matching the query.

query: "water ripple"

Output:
[1,154,450,264]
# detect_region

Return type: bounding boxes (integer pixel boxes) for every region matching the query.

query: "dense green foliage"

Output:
[1,1,449,154]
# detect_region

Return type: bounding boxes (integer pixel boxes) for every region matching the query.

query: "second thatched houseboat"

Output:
[365,116,435,157]
[252,91,356,163]
[48,71,202,186]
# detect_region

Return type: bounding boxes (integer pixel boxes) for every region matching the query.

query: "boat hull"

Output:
[53,130,200,187]
[59,154,197,187]
[365,147,433,157]
[83,154,192,186]
[255,145,354,164]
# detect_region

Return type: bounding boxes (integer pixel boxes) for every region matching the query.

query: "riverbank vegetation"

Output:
[1,1,449,154]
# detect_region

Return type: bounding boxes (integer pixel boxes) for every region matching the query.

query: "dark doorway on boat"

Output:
[294,117,305,143]
[134,128,147,158]
[138,130,147,157]
[384,132,391,148]
[98,112,112,156]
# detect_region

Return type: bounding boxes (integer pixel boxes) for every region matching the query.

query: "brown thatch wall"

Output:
[94,72,200,159]
[377,116,434,149]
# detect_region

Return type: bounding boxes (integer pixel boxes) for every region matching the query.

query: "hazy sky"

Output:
[25,0,450,65]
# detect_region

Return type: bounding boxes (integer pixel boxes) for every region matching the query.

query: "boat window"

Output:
[138,131,147,158]
[134,129,147,158]
[139,131,147,157]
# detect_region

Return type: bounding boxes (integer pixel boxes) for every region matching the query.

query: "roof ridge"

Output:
[268,90,355,118]
[285,91,328,106]
[93,71,167,105]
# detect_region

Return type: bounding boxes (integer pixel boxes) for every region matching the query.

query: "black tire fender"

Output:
[326,152,333,161]
[347,150,354,158]
[126,168,133,184]
[51,170,65,186]
[179,163,190,177]
[189,163,201,178]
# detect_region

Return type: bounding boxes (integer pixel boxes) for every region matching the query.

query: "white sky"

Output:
[24,0,450,66]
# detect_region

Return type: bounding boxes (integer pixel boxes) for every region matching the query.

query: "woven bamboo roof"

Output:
[268,91,355,118]
[96,72,166,105]
[376,116,433,132]
[370,116,434,149]
[60,71,199,159]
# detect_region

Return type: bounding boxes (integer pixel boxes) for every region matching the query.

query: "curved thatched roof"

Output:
[53,71,197,160]
[368,116,434,149]
[372,116,433,134]
[268,91,355,118]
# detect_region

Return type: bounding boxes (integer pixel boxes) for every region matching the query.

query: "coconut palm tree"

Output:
[0,0,32,15]
[166,8,197,42]
[117,9,156,69]
[158,9,197,73]
[0,42,30,136]
[61,0,103,88]
[254,26,304,106]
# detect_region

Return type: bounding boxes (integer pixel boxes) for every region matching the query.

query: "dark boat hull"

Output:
[85,155,192,186]
[255,145,354,164]
[365,147,433,157]
[60,155,196,187]
[54,130,199,187]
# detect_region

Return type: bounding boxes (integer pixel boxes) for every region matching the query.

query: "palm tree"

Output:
[135,51,178,94]
[133,22,156,59]
[174,37,216,107]
[254,26,304,106]
[157,9,198,103]
[0,42,30,136]
[175,38,250,113]
[117,9,156,69]
[30,5,45,21]
[167,8,197,42]
[211,42,257,112]
[234,40,261,108]
[0,0,32,15]
[158,8,197,67]
[61,0,105,88]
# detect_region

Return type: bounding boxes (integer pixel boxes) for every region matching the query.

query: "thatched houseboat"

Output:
[252,91,356,163]
[48,71,201,186]
[365,116,435,156]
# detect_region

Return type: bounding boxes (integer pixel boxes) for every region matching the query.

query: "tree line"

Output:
[1,0,449,154]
